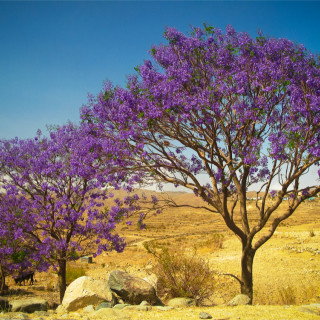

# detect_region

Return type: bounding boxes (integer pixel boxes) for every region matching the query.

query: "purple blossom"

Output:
[270,190,277,198]
[77,24,320,300]
[0,123,138,300]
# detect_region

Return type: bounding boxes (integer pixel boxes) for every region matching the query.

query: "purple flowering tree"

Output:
[0,123,137,302]
[82,25,320,303]
[0,190,47,294]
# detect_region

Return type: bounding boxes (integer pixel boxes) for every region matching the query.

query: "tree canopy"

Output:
[82,25,320,302]
[0,123,139,301]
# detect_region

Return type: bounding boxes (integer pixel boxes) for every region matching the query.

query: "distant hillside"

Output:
[103,188,269,209]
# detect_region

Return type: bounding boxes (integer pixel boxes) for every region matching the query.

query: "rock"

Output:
[143,274,158,288]
[124,305,152,311]
[137,305,152,311]
[55,304,67,314]
[140,300,150,306]
[92,308,130,319]
[0,298,10,311]
[111,291,124,305]
[227,294,251,306]
[10,298,49,313]
[167,297,196,307]
[155,306,174,311]
[113,303,131,310]
[199,311,213,319]
[108,270,159,305]
[61,276,113,311]
[83,305,95,312]
[96,301,112,310]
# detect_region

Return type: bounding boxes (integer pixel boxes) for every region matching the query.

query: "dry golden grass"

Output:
[90,191,320,306]
[4,191,320,315]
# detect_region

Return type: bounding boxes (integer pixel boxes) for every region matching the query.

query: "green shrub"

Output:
[145,243,216,305]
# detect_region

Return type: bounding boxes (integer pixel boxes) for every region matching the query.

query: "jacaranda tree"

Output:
[82,25,320,303]
[0,190,48,294]
[0,123,138,301]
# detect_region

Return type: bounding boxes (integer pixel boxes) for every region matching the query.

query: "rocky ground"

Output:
[1,303,320,320]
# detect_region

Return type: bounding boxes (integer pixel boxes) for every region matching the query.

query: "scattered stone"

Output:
[227,294,251,306]
[83,304,95,312]
[140,300,150,306]
[108,270,159,305]
[199,311,213,319]
[137,305,152,311]
[10,298,49,313]
[61,276,113,311]
[113,303,131,310]
[167,297,196,307]
[0,298,10,311]
[124,305,152,311]
[96,301,112,310]
[155,306,174,311]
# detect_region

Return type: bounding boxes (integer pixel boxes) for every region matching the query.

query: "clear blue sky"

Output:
[1,1,320,139]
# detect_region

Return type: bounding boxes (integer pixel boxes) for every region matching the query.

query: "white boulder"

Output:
[61,276,113,311]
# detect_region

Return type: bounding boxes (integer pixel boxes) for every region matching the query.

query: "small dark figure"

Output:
[14,272,34,286]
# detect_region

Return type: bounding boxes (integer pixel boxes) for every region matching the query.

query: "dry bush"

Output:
[309,229,315,237]
[144,242,216,305]
[197,233,224,250]
[278,286,296,305]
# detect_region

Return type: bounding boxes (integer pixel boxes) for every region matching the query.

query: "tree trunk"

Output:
[240,246,255,304]
[57,259,67,303]
[0,263,6,295]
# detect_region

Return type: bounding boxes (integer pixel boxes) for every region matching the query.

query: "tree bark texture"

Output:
[0,264,6,295]
[58,259,67,303]
[240,246,255,304]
